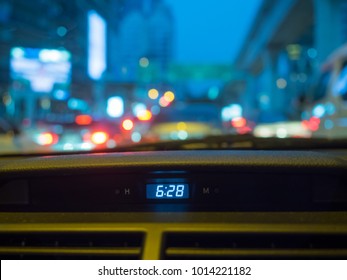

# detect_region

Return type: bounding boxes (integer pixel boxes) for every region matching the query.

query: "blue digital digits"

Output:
[146,184,189,199]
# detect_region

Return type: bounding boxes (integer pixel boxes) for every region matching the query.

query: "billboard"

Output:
[10,47,71,93]
[88,10,107,80]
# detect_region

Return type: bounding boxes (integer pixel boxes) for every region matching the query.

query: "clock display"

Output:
[146,184,189,199]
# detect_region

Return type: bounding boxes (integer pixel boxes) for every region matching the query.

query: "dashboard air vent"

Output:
[162,232,347,259]
[0,232,144,259]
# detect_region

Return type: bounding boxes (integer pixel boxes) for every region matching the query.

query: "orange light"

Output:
[159,96,170,107]
[122,119,134,131]
[164,91,175,102]
[231,117,247,128]
[75,115,93,125]
[91,131,109,145]
[37,132,58,146]
[137,110,152,121]
[148,89,159,99]
[302,120,309,129]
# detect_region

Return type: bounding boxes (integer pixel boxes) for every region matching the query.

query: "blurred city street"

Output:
[0,0,347,154]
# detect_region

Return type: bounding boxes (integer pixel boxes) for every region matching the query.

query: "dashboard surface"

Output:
[0,150,347,259]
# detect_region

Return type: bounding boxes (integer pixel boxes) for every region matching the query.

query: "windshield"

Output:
[1,0,347,154]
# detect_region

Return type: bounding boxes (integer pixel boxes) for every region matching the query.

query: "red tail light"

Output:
[231,117,247,128]
[91,131,109,145]
[302,117,320,131]
[75,115,93,125]
[237,126,252,134]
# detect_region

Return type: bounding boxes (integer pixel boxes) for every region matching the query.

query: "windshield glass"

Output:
[1,0,347,154]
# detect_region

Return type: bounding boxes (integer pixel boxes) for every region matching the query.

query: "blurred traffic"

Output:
[0,0,347,154]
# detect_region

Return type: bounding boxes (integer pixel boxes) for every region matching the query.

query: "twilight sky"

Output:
[165,0,262,64]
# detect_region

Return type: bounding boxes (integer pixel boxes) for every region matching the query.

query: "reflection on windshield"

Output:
[0,0,347,154]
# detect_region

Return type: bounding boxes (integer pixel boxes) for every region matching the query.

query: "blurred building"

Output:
[0,0,85,123]
[147,2,174,76]
[114,0,174,82]
[234,0,347,123]
[0,0,121,123]
[117,8,149,81]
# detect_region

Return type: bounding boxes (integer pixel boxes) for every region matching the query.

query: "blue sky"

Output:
[165,0,262,64]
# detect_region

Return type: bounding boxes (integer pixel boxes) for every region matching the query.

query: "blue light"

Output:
[151,105,160,115]
[307,48,317,59]
[57,26,67,37]
[221,104,242,121]
[312,104,325,118]
[88,10,107,80]
[325,102,336,115]
[54,89,69,100]
[131,132,142,143]
[324,120,334,130]
[11,47,25,59]
[68,98,88,111]
[208,86,219,100]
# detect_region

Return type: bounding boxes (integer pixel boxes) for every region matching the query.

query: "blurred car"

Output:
[143,103,223,142]
[28,116,128,152]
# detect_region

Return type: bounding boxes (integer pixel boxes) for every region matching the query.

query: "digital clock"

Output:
[146,184,189,199]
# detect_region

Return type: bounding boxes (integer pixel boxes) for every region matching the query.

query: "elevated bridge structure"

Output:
[234,0,347,122]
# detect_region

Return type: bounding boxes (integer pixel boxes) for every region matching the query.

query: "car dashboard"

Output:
[0,150,347,259]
